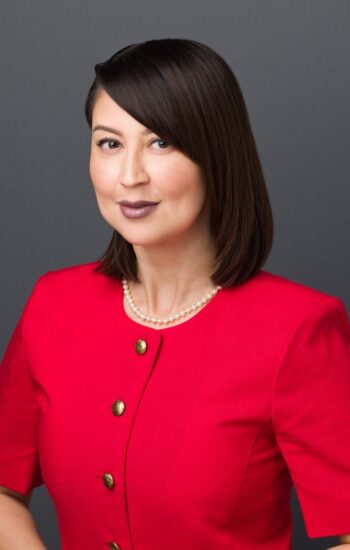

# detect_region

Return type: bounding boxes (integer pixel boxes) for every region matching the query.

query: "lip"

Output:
[119,203,159,219]
[119,200,159,207]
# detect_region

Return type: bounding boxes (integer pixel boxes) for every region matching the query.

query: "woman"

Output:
[0,38,350,550]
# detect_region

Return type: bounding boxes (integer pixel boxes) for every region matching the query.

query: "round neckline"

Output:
[116,278,225,334]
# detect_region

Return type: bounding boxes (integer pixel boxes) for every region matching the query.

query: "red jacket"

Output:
[1,261,350,549]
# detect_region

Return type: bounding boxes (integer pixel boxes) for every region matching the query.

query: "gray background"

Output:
[1,1,349,548]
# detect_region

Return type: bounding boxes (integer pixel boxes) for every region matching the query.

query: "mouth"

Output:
[118,202,159,219]
[118,200,159,208]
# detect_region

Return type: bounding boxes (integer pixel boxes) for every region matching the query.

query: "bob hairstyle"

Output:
[84,37,273,287]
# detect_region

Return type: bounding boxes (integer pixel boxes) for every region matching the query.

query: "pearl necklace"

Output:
[122,277,222,325]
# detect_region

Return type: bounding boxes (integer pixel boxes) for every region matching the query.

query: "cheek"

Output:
[89,156,115,195]
[167,172,206,212]
[166,161,204,196]
[159,184,206,233]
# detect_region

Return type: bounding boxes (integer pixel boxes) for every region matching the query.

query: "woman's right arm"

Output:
[0,486,47,549]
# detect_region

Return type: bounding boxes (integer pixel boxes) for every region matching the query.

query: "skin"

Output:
[328,534,350,548]
[0,486,31,506]
[89,88,217,324]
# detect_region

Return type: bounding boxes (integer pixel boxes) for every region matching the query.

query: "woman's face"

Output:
[89,88,211,248]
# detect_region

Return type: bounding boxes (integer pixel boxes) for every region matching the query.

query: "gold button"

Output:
[103,473,115,489]
[109,542,121,550]
[135,338,148,355]
[112,400,125,416]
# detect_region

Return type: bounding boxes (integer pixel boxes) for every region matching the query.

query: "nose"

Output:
[119,147,149,188]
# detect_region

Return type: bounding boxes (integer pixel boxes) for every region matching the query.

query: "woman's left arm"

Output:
[271,296,350,542]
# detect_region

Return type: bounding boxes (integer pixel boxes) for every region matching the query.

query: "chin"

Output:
[121,231,173,248]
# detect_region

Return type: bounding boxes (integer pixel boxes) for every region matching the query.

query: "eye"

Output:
[151,138,172,150]
[96,138,120,150]
[95,137,173,152]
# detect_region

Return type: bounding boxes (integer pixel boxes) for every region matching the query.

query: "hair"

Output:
[84,37,273,287]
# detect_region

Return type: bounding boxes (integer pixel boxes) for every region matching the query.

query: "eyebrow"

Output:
[92,125,154,136]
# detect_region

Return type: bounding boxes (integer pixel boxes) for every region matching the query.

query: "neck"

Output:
[129,236,217,318]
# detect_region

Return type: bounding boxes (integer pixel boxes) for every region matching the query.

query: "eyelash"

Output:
[96,137,172,151]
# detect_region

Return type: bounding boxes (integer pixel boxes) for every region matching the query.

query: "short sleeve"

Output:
[271,296,350,539]
[0,277,45,495]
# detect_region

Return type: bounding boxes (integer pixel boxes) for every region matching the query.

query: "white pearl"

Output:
[122,277,221,325]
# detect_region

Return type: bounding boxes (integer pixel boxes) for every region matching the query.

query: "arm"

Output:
[271,297,350,541]
[0,487,47,549]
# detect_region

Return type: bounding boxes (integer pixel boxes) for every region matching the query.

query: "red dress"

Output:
[1,261,350,549]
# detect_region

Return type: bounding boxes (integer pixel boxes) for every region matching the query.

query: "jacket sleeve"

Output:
[271,295,350,539]
[0,276,45,495]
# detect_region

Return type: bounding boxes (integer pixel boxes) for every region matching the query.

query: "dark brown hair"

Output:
[84,37,273,287]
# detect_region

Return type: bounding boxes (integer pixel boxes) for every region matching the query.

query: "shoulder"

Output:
[221,268,347,332]
[36,259,102,288]
[251,268,341,307]
[31,259,112,299]
[23,260,111,320]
